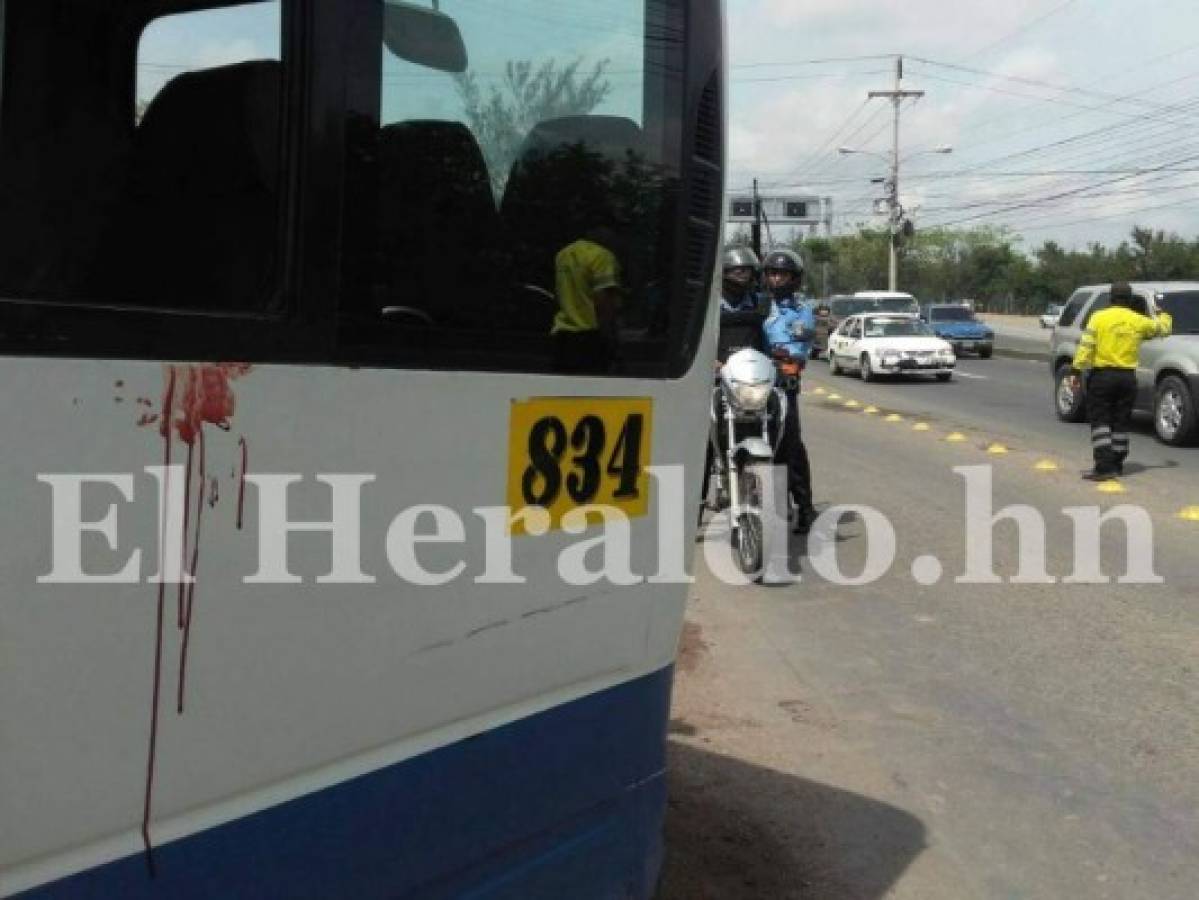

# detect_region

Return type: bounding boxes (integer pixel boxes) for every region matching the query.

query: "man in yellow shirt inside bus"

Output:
[1069,282,1172,480]
[551,227,623,374]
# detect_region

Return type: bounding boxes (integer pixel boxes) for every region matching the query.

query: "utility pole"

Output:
[868,57,923,292]
[751,179,762,258]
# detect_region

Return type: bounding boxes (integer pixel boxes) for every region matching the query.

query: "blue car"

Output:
[921,304,994,358]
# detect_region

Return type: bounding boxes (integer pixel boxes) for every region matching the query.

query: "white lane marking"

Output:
[954,371,989,380]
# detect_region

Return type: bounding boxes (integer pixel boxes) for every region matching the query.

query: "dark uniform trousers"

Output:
[777,384,813,512]
[1086,368,1136,474]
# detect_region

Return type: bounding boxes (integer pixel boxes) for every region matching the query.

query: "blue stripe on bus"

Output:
[20,666,673,900]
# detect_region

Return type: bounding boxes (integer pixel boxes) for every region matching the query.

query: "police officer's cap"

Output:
[1111,281,1134,304]
[722,246,760,271]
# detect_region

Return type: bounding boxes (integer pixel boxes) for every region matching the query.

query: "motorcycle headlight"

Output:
[730,380,773,411]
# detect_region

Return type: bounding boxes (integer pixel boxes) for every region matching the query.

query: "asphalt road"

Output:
[805,353,1199,484]
[980,314,1056,360]
[661,355,1199,899]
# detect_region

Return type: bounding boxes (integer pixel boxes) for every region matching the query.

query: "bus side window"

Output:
[338,0,686,375]
[0,0,283,313]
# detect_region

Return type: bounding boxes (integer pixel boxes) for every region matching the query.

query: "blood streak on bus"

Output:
[177,430,206,715]
[237,435,248,530]
[142,366,176,875]
[177,439,194,629]
[141,363,250,869]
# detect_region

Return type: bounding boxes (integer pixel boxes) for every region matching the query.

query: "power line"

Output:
[921,129,1199,218]
[1012,195,1199,235]
[919,176,1199,214]
[910,55,1199,120]
[967,0,1079,59]
[919,147,1199,224]
[759,99,880,189]
[911,70,1199,123]
[729,54,900,70]
[732,69,890,85]
[929,149,1199,227]
[923,95,1199,181]
[728,167,1199,192]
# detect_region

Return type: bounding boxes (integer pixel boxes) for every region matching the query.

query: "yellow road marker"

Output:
[885,413,903,422]
[844,399,860,409]
[813,387,827,396]
[1097,480,1126,494]
[1034,459,1059,472]
[913,422,931,432]
[986,443,1009,455]
[827,393,842,401]
[864,405,880,414]
[1177,506,1199,521]
[945,432,967,443]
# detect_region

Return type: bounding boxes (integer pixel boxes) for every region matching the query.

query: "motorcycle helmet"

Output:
[762,248,804,298]
[723,245,760,271]
[722,246,760,297]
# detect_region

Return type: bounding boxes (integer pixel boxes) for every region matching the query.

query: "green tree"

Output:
[455,58,612,195]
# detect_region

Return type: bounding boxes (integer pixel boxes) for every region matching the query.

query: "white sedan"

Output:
[1039,304,1063,328]
[827,313,956,382]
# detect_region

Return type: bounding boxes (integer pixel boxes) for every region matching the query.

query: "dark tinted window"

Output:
[1159,291,1199,333]
[875,297,918,313]
[1080,292,1111,328]
[831,299,876,316]
[339,0,690,375]
[930,306,974,321]
[0,0,285,312]
[1057,290,1091,327]
[864,318,923,337]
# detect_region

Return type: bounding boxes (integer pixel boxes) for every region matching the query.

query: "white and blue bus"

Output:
[0,0,725,896]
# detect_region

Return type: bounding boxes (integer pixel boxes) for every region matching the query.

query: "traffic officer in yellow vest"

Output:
[1069,282,1172,480]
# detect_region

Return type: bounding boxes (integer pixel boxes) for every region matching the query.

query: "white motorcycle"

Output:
[703,348,792,578]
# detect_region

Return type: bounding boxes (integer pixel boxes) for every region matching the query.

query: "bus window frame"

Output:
[330,0,717,379]
[0,0,332,365]
[0,0,724,379]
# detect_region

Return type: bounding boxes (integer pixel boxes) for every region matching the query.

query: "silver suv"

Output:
[1050,281,1199,445]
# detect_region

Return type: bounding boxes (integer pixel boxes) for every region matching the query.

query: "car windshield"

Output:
[930,306,975,321]
[1158,291,1199,333]
[1047,304,1062,314]
[875,297,918,312]
[831,299,877,316]
[864,319,925,337]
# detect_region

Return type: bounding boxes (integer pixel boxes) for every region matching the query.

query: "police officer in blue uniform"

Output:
[761,248,818,531]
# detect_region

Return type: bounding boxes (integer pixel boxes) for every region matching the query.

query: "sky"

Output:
[726,0,1199,251]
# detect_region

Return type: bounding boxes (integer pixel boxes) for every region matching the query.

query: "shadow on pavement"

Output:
[658,740,927,899]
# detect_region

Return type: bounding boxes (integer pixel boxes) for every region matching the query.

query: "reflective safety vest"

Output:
[1073,306,1172,371]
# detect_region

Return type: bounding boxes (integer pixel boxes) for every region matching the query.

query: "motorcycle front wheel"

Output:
[732,513,764,575]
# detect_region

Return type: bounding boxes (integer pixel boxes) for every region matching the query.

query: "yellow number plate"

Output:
[507,397,654,534]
